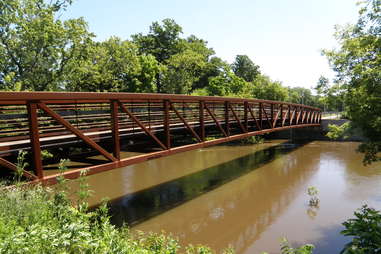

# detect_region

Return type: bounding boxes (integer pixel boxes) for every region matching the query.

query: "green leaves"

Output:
[0,0,94,91]
[341,205,381,254]
[231,55,260,82]
[0,184,224,253]
[324,0,381,163]
[66,37,161,92]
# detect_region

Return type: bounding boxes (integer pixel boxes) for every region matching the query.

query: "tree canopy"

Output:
[231,55,260,82]
[0,0,324,110]
[0,0,93,91]
[324,0,381,163]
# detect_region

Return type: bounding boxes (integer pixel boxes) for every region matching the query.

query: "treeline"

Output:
[0,0,333,109]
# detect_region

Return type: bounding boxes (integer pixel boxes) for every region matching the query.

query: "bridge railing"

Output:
[0,92,321,182]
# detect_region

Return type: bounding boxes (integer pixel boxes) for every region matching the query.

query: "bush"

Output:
[341,205,381,254]
[261,238,314,254]
[0,182,231,254]
[238,136,264,145]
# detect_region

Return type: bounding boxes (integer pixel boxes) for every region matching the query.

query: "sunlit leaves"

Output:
[324,0,381,163]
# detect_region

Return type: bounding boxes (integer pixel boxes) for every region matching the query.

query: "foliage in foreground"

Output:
[0,183,232,254]
[341,205,381,254]
[261,238,314,254]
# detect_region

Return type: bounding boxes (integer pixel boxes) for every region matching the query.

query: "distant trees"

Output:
[0,0,323,110]
[314,76,345,112]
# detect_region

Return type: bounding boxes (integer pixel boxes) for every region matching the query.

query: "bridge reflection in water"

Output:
[0,92,321,183]
[108,141,317,253]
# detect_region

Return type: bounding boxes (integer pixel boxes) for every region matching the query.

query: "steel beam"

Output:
[247,104,261,130]
[170,102,201,142]
[225,101,230,136]
[27,102,44,179]
[118,101,167,150]
[229,103,246,133]
[0,157,37,180]
[199,101,205,141]
[163,100,171,149]
[110,100,120,160]
[38,103,117,162]
[204,104,228,137]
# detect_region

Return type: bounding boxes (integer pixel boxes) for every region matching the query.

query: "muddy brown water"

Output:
[57,140,381,254]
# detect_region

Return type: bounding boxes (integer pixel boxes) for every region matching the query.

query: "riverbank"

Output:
[267,119,366,142]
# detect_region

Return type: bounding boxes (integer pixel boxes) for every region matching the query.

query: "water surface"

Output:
[66,140,381,254]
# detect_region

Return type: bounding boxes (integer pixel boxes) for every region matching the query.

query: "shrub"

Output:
[238,136,264,145]
[261,238,314,254]
[0,180,233,253]
[341,205,381,254]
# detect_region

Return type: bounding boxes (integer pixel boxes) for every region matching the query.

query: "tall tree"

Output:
[66,37,161,92]
[161,49,206,94]
[0,0,93,91]
[324,0,381,164]
[132,19,183,92]
[231,55,260,82]
[207,65,250,97]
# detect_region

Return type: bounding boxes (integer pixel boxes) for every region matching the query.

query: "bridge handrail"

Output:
[0,92,321,111]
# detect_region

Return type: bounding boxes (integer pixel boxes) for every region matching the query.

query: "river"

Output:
[64,140,381,254]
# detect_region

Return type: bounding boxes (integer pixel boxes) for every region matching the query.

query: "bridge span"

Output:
[0,92,321,184]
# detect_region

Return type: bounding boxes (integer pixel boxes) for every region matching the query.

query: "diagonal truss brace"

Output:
[229,103,247,132]
[261,105,272,127]
[170,102,202,142]
[247,104,262,130]
[282,108,290,126]
[117,101,167,150]
[0,157,37,180]
[272,110,281,128]
[38,103,117,162]
[204,104,228,137]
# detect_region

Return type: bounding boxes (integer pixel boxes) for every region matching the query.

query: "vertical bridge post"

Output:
[164,100,171,149]
[27,101,43,179]
[225,101,230,136]
[199,101,205,141]
[244,101,248,132]
[110,100,120,160]
[259,102,263,129]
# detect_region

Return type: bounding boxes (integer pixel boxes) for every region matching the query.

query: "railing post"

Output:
[244,101,248,132]
[199,101,205,141]
[27,101,43,179]
[164,100,171,149]
[110,100,120,160]
[259,103,263,129]
[288,105,292,125]
[270,104,274,128]
[225,101,230,136]
[280,104,283,126]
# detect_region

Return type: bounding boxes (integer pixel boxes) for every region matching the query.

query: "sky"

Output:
[62,0,360,89]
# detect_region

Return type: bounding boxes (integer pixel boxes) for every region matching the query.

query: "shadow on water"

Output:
[108,140,310,227]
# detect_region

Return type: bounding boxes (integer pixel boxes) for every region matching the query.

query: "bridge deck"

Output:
[0,92,321,183]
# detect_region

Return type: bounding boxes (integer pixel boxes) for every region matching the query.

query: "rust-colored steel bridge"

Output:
[0,92,321,184]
